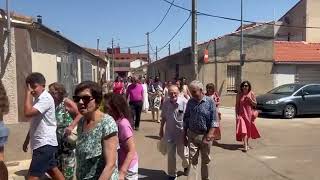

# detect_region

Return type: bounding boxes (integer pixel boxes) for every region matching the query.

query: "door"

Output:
[81,58,92,81]
[295,66,320,84]
[58,53,79,97]
[299,85,320,114]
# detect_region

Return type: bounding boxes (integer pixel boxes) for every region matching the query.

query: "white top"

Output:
[30,90,58,150]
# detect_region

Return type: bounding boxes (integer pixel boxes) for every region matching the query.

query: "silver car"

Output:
[256,83,320,119]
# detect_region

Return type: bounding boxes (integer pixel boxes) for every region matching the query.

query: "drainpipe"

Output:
[6,0,12,57]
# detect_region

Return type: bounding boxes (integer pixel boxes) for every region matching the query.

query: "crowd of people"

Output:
[0,72,261,180]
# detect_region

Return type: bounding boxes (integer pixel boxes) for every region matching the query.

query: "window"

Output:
[227,65,241,93]
[302,85,320,95]
[93,69,96,82]
[175,64,179,79]
[57,56,62,82]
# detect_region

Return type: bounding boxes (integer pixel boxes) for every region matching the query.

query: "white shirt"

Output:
[30,90,58,150]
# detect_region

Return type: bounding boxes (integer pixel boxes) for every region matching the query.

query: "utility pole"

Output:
[192,0,198,80]
[112,38,115,80]
[146,32,150,63]
[240,0,244,66]
[240,0,245,84]
[156,46,158,61]
[168,44,171,56]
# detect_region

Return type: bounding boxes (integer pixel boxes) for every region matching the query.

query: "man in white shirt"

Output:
[23,72,64,180]
[159,85,189,180]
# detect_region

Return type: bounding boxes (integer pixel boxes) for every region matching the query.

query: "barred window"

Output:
[227,65,241,93]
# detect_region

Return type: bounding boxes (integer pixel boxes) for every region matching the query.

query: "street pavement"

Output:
[4,108,320,180]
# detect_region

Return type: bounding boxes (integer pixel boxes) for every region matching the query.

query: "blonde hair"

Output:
[0,80,9,115]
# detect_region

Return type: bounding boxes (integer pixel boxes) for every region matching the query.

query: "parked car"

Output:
[256,83,320,119]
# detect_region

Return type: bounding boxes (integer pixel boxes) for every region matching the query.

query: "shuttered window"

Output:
[227,65,241,93]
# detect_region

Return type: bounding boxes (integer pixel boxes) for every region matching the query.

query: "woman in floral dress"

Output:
[48,83,81,180]
[74,81,119,180]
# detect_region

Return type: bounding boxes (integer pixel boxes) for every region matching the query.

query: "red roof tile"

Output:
[274,41,320,63]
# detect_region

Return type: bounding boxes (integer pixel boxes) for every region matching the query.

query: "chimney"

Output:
[128,48,131,54]
[37,15,42,24]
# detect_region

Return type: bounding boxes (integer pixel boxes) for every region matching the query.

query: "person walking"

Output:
[149,77,163,123]
[126,77,144,130]
[183,80,219,180]
[113,76,125,95]
[141,77,149,113]
[206,83,222,142]
[235,81,260,152]
[0,80,9,180]
[176,80,190,100]
[104,93,139,180]
[159,85,189,180]
[73,81,119,180]
[23,72,64,180]
[48,83,81,180]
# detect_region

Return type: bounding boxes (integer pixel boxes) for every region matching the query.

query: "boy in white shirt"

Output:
[23,72,64,180]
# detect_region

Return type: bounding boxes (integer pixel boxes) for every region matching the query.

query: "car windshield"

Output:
[268,84,303,95]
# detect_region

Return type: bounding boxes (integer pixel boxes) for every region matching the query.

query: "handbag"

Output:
[252,110,259,122]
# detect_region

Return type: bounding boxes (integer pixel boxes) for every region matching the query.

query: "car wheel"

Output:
[283,104,296,119]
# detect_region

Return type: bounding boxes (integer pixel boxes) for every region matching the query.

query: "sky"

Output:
[2,0,299,60]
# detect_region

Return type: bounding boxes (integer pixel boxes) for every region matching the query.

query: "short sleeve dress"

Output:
[76,114,119,180]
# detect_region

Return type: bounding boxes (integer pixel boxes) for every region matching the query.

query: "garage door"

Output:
[295,65,320,84]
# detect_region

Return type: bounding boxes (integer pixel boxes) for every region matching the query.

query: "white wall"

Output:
[273,65,296,87]
[32,52,57,88]
[130,59,147,69]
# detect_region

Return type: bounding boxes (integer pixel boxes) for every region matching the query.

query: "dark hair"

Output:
[49,82,67,99]
[74,81,102,105]
[103,93,131,122]
[0,80,9,115]
[26,72,46,86]
[240,81,252,92]
[206,83,215,90]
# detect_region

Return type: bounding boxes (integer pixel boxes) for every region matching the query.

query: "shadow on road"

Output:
[145,135,161,140]
[14,169,28,178]
[139,168,167,179]
[213,142,243,151]
[141,119,158,123]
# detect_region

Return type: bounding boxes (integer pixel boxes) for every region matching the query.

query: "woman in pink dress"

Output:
[206,83,221,141]
[113,76,124,95]
[235,81,260,152]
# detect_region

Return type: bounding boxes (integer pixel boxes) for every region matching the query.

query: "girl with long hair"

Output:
[104,93,139,180]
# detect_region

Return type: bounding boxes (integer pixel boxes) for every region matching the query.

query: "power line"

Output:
[161,0,191,12]
[157,13,191,54]
[149,0,176,34]
[119,44,146,50]
[160,0,320,29]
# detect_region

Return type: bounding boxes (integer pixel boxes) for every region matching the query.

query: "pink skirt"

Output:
[236,116,260,141]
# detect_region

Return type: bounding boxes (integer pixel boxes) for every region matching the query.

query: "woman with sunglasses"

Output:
[48,82,81,180]
[235,81,261,152]
[73,81,119,180]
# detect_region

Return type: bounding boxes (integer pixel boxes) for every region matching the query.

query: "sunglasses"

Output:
[242,84,249,88]
[73,95,94,104]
